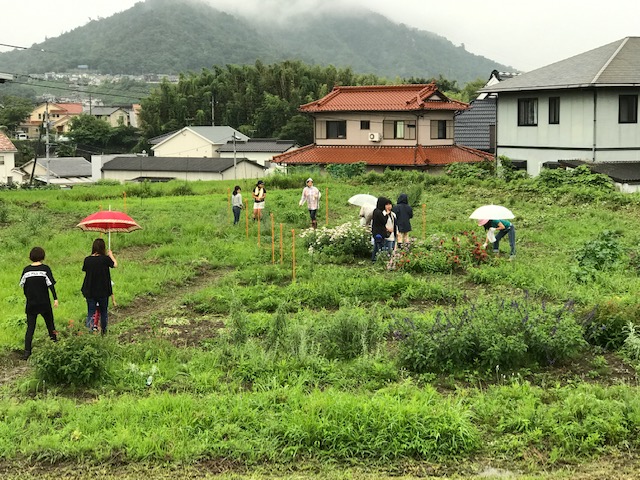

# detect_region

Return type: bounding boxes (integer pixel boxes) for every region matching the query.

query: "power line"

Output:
[0,43,60,54]
[3,71,154,97]
[8,79,146,102]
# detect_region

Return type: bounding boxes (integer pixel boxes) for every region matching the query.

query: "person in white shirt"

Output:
[299,178,321,229]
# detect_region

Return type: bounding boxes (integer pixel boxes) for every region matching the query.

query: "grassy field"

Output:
[1,168,640,479]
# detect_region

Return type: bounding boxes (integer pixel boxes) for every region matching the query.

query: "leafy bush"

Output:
[170,182,194,196]
[319,306,385,360]
[445,160,495,180]
[571,230,624,282]
[498,156,529,182]
[536,165,613,192]
[395,297,586,373]
[391,231,489,273]
[326,161,367,179]
[581,298,640,350]
[300,221,371,259]
[31,326,114,387]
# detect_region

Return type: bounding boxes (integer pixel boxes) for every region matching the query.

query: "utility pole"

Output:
[233,132,237,180]
[45,102,51,185]
[211,95,215,126]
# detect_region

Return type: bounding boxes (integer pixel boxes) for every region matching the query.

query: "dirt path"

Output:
[0,266,229,386]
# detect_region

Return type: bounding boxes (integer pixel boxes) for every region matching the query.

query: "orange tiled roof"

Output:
[0,131,18,152]
[53,103,83,115]
[273,144,492,167]
[300,84,469,113]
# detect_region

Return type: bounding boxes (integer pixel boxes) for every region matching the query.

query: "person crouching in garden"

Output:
[478,219,516,260]
[19,246,58,360]
[299,178,321,229]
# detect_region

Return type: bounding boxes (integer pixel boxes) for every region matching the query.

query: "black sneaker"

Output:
[21,351,31,360]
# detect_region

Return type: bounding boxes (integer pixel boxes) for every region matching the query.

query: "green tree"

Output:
[278,114,313,146]
[0,95,33,135]
[68,114,112,149]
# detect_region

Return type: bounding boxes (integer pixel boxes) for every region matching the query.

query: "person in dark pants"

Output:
[81,238,118,334]
[392,193,413,249]
[478,219,516,259]
[19,246,58,360]
[371,196,392,262]
[232,185,243,225]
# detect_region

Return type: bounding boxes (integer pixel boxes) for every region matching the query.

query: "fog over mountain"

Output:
[0,0,512,84]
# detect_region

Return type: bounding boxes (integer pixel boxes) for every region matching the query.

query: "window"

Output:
[619,95,638,124]
[326,120,346,138]
[430,120,453,139]
[518,98,538,126]
[549,97,560,124]
[360,120,370,130]
[383,120,416,139]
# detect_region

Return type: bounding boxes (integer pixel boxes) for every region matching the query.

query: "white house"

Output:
[98,155,266,183]
[16,157,93,186]
[0,131,17,185]
[481,37,640,176]
[150,126,249,158]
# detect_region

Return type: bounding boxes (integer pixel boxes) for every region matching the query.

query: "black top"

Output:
[392,193,413,233]
[371,196,390,239]
[81,254,115,298]
[20,264,57,314]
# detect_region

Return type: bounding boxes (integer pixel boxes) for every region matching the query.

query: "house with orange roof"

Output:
[0,131,18,184]
[273,83,493,172]
[20,102,83,140]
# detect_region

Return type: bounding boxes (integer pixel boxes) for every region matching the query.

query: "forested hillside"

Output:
[0,0,511,84]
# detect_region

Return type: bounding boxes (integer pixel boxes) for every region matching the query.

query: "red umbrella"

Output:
[77,209,141,249]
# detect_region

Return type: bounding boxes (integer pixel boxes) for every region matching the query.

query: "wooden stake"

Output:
[325,187,329,226]
[271,213,275,264]
[422,203,426,241]
[279,223,283,264]
[291,229,296,281]
[245,199,249,238]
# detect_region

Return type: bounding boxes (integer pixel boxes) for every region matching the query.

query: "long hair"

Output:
[233,185,241,195]
[91,238,107,255]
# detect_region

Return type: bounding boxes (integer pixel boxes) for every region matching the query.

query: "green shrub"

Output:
[391,231,489,273]
[31,329,114,387]
[396,297,586,373]
[170,182,194,196]
[571,230,624,282]
[445,160,495,180]
[326,162,367,179]
[319,306,385,360]
[300,221,371,259]
[581,298,640,350]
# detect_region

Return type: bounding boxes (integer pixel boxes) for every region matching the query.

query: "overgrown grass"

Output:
[2,171,640,474]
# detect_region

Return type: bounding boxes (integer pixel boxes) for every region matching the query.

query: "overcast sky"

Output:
[2,0,638,74]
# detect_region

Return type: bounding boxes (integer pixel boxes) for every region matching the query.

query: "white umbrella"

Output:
[469,204,515,220]
[348,193,378,207]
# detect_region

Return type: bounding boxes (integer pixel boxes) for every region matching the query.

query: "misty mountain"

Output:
[0,0,512,84]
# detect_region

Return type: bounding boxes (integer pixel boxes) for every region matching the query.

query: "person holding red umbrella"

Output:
[81,238,118,334]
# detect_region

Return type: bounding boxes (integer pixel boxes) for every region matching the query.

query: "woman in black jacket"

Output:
[392,193,413,248]
[371,197,391,261]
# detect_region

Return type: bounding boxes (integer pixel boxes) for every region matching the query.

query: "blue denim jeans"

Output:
[371,236,385,261]
[493,225,516,256]
[86,297,109,333]
[232,206,241,224]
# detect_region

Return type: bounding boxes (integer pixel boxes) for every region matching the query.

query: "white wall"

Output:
[497,89,640,175]
[0,152,16,184]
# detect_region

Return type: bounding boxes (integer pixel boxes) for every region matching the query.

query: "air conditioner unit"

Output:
[368,132,381,142]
